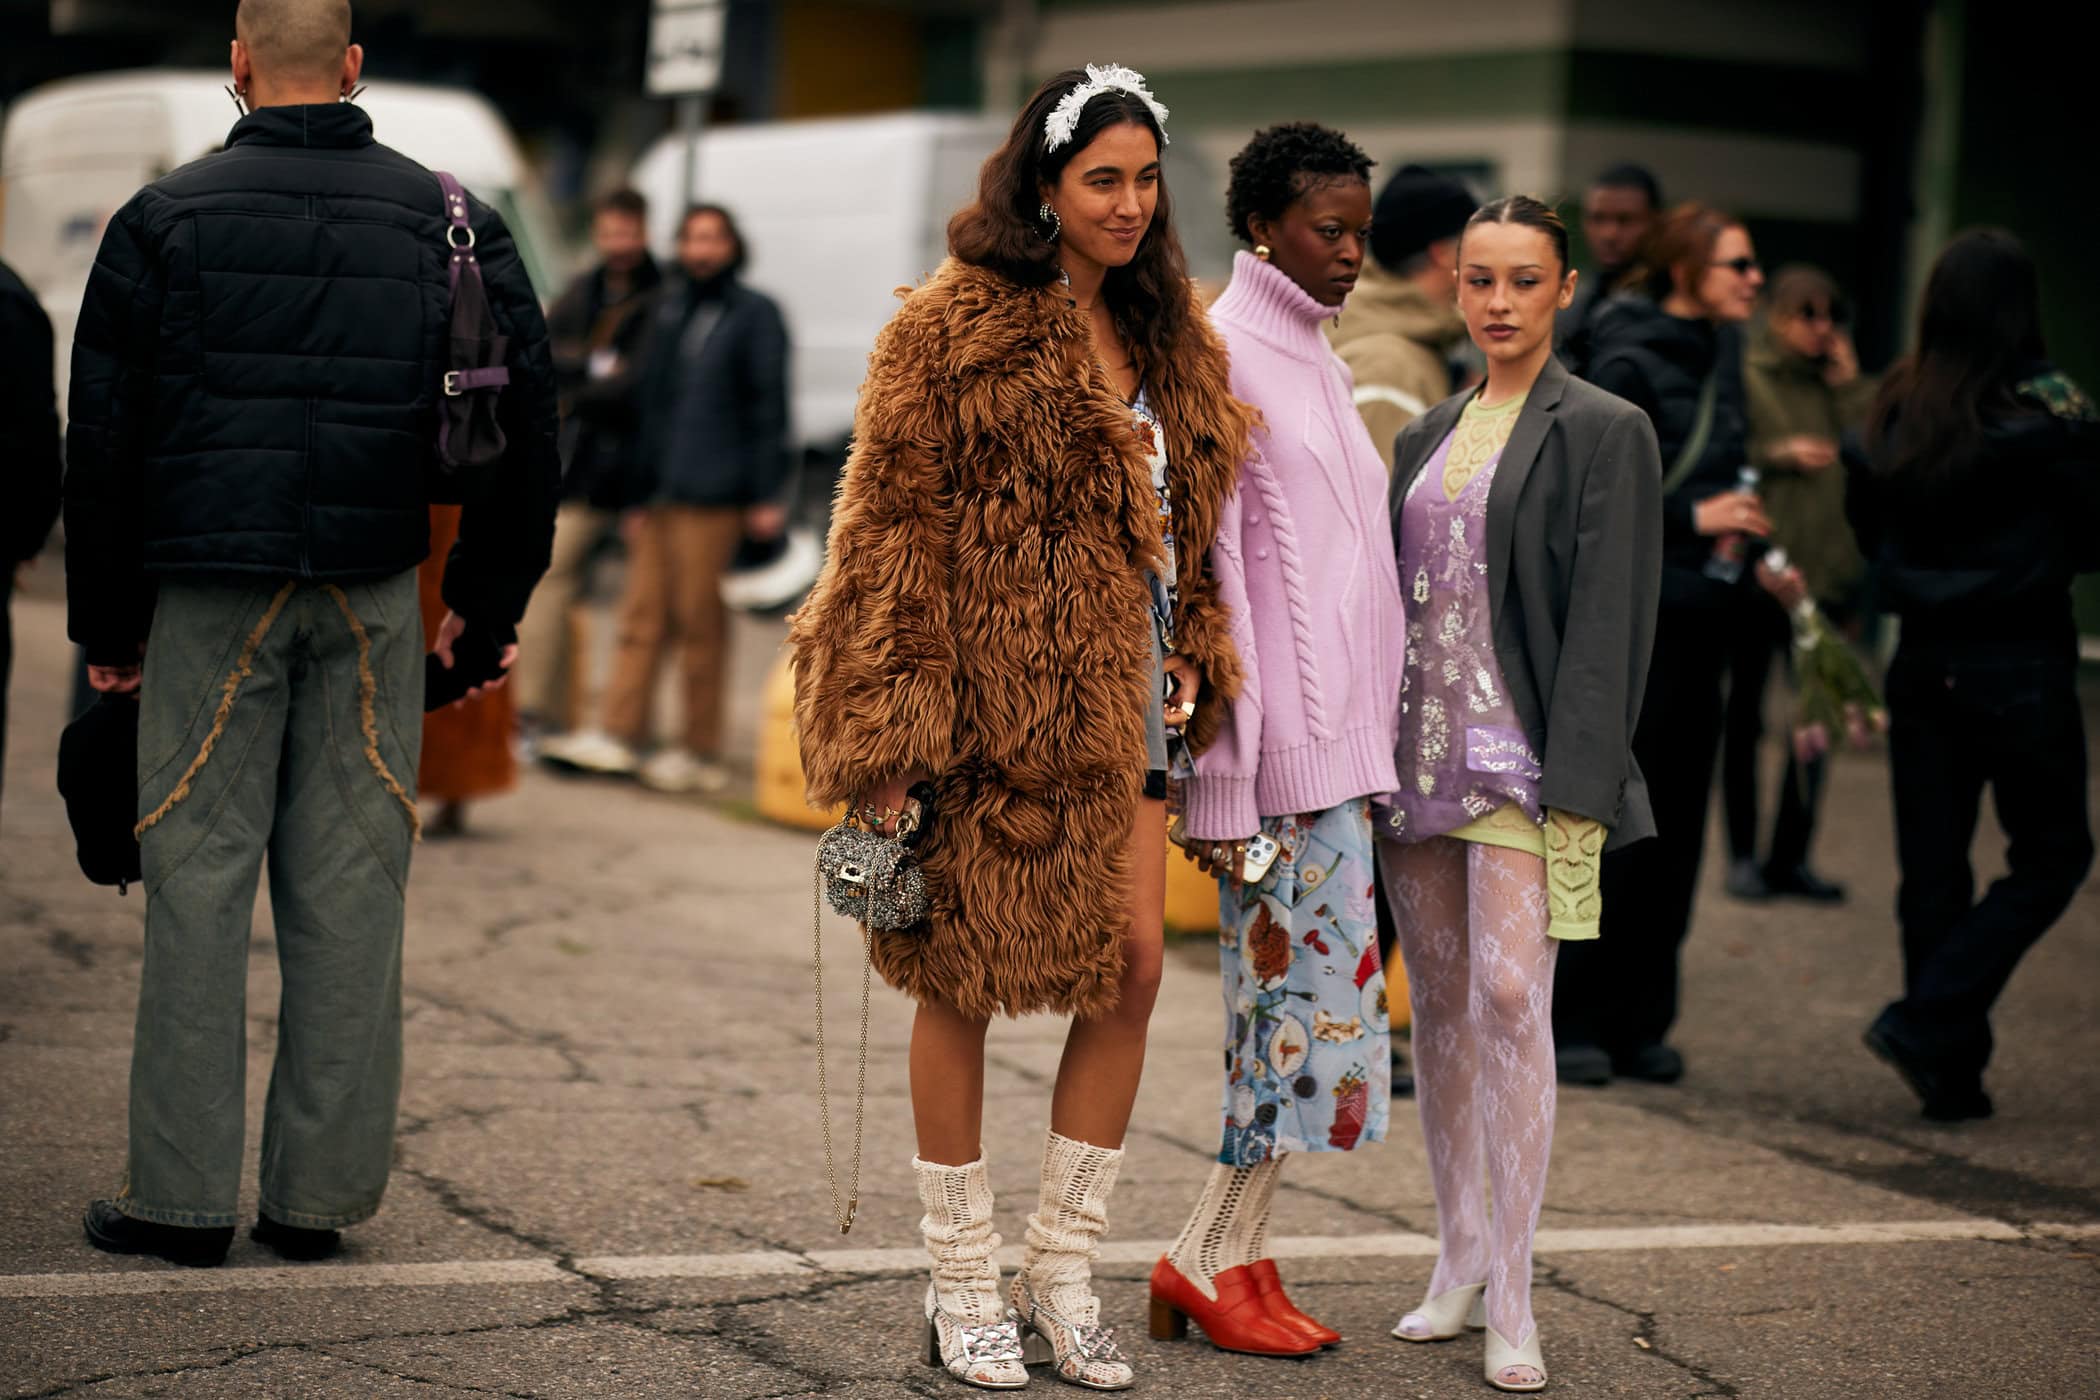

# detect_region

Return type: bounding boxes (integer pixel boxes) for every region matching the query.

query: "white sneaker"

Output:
[638,748,731,795]
[537,730,640,777]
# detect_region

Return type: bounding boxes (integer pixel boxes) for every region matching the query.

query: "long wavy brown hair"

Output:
[948,68,1195,382]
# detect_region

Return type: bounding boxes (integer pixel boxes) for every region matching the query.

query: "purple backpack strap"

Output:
[434,171,511,470]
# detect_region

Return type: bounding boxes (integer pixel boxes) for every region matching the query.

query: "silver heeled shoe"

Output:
[925,1285,1029,1390]
[1485,1323,1547,1392]
[1011,1277,1134,1391]
[1391,1280,1487,1342]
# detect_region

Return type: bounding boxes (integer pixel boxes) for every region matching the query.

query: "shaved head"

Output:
[235,0,353,80]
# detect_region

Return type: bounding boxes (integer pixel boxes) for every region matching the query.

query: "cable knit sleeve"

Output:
[1181,479,1263,841]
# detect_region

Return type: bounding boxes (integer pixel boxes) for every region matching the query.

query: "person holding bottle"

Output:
[1553,204,1768,1088]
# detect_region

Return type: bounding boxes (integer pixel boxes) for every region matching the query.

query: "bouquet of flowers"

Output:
[1762,549,1888,765]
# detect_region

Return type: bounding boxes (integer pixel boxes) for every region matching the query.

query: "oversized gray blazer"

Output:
[1390,355,1663,849]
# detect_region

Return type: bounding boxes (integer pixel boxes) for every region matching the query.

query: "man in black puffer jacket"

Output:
[64,0,558,1268]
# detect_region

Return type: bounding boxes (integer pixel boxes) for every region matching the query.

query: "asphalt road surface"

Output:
[3,589,2096,1399]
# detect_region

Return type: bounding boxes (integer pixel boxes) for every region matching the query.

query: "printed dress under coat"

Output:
[1388,392,1546,848]
[1216,799,1390,1165]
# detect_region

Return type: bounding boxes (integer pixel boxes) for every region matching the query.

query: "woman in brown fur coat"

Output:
[790,65,1251,1391]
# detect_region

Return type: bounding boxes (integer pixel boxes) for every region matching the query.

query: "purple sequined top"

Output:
[1385,416,1545,843]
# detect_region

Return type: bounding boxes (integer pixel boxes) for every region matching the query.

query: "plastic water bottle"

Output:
[1703,465,1762,583]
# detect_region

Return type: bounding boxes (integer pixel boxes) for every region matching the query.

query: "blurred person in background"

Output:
[1379,196,1660,1394]
[512,187,662,743]
[64,0,558,1268]
[790,64,1249,1391]
[1151,121,1400,1360]
[1850,229,2098,1122]
[1556,164,1661,379]
[1553,204,1771,1089]
[1328,163,1474,469]
[538,203,789,794]
[2,257,63,829]
[1722,264,1875,902]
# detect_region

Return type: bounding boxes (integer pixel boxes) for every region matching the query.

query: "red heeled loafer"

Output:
[1148,1256,1322,1357]
[1249,1258,1341,1346]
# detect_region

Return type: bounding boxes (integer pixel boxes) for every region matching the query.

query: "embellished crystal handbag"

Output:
[811,787,934,1234]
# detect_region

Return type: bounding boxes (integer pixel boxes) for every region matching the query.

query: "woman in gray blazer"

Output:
[1378,196,1661,1392]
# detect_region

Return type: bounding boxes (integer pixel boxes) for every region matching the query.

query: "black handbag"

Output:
[56,694,142,893]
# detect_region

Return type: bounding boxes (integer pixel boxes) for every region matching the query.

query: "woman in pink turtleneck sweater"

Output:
[1149,123,1406,1359]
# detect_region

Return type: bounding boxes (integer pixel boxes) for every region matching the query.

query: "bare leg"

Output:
[911,1000,990,1166]
[1049,797,1167,1148]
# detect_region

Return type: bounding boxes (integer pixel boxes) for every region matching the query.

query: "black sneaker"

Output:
[1862,1017,1993,1122]
[251,1213,342,1260]
[1556,1043,1613,1086]
[1724,857,1771,901]
[1763,864,1847,903]
[82,1199,231,1267]
[1612,1043,1686,1083]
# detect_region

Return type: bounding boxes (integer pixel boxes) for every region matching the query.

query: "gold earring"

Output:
[1254,245,1272,262]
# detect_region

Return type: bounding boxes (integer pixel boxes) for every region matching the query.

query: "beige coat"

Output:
[1326,260,1466,470]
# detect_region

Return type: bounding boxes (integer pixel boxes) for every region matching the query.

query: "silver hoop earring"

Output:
[1037,202,1062,243]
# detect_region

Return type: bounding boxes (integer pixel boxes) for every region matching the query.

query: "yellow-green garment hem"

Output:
[1444,805,1608,942]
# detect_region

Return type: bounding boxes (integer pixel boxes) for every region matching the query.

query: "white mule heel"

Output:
[1484,1324,1547,1392]
[1390,1281,1487,1342]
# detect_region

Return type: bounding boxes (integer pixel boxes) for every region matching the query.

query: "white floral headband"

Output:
[1043,63,1170,153]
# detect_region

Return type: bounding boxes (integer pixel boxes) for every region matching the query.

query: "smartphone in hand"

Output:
[424,627,508,711]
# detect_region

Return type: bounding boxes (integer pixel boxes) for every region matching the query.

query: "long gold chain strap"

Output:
[813,860,873,1234]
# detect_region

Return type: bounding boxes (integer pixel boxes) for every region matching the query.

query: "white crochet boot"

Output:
[1009,1131,1135,1390]
[916,1154,1028,1390]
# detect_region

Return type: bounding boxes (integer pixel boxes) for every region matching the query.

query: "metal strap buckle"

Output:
[443,371,462,397]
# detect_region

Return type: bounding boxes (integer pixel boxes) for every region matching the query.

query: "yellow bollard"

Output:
[1163,836,1222,935]
[756,650,844,832]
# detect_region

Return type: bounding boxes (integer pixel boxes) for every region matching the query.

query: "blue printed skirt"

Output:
[1214,798,1390,1165]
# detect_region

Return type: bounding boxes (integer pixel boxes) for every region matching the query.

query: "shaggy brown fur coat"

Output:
[790,258,1253,1020]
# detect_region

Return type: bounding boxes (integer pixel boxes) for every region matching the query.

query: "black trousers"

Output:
[1721,592,1826,872]
[1556,600,1731,1054]
[1,579,11,822]
[1881,645,2092,1075]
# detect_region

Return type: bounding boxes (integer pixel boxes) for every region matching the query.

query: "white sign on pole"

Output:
[647,0,728,98]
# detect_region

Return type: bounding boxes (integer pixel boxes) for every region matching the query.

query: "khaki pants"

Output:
[512,502,614,727]
[600,503,743,756]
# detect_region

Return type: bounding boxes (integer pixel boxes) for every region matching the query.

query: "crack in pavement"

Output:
[404,987,599,1085]
[1534,1257,1743,1399]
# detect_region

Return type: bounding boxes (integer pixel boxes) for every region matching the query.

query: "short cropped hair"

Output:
[235,0,353,80]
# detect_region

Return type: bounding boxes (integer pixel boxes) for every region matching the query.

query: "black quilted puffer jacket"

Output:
[63,102,560,664]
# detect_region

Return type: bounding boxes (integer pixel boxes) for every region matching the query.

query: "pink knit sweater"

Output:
[1182,252,1405,840]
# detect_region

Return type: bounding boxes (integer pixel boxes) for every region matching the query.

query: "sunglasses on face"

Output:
[1716,256,1761,277]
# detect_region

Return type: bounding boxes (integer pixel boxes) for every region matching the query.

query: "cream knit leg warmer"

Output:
[1011,1131,1134,1389]
[915,1154,1025,1389]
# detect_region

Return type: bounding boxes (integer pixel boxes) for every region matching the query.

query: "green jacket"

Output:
[1743,329,1877,605]
[1326,260,1466,471]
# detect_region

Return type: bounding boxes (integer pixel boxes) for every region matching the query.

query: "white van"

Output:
[631,111,1005,459]
[0,69,564,412]
[631,111,1232,461]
